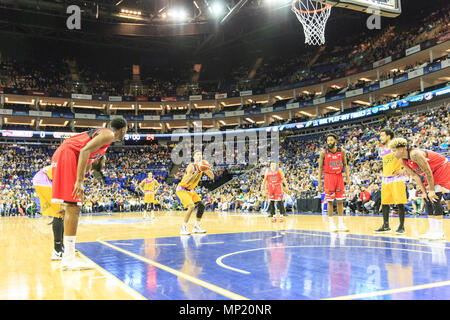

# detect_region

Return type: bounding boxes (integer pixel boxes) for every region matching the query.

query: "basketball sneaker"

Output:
[374,226,391,233]
[279,216,284,222]
[60,256,95,271]
[271,216,277,223]
[51,250,63,261]
[419,231,445,241]
[180,224,191,236]
[338,224,349,232]
[192,224,206,234]
[329,223,337,232]
[395,227,405,235]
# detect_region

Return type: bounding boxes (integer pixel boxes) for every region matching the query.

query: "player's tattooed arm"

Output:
[410,150,435,191]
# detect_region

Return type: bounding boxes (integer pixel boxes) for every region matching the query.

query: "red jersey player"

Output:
[390,138,450,240]
[318,133,351,232]
[262,161,289,222]
[52,116,127,270]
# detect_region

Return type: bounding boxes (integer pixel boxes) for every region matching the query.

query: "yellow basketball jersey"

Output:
[179,164,202,190]
[381,146,403,178]
[44,165,53,181]
[144,179,156,192]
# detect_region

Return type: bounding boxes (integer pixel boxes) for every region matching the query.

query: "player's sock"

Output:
[381,205,390,227]
[52,217,64,253]
[328,216,335,226]
[398,205,405,229]
[63,236,76,259]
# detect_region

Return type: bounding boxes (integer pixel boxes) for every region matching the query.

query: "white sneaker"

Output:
[192,224,207,234]
[51,250,63,261]
[330,224,338,232]
[419,231,435,240]
[60,256,95,271]
[338,224,349,232]
[421,232,446,241]
[180,225,191,236]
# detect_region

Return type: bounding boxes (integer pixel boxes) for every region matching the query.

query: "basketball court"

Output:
[2,211,450,300]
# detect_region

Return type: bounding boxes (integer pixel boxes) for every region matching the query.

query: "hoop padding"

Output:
[291,0,332,46]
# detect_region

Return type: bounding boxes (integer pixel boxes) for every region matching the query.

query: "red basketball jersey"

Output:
[266,169,282,187]
[323,148,344,174]
[60,128,112,164]
[402,149,448,175]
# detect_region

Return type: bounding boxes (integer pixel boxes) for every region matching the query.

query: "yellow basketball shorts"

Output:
[176,188,201,208]
[144,192,156,204]
[381,181,407,205]
[34,185,63,218]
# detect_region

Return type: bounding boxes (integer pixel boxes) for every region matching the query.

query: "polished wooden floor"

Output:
[0,211,447,300]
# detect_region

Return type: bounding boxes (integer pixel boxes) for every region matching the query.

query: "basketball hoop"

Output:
[291,0,332,46]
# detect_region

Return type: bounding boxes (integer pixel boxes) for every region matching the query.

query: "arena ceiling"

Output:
[0,0,446,59]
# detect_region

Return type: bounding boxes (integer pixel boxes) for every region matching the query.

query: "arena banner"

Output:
[161,97,177,102]
[177,96,189,102]
[0,109,13,115]
[4,88,28,95]
[173,114,187,120]
[26,90,49,97]
[143,115,160,121]
[373,56,392,68]
[122,96,136,102]
[71,93,92,100]
[136,96,149,102]
[92,95,107,101]
[199,113,212,119]
[379,78,394,88]
[189,95,203,101]
[225,110,244,117]
[108,96,122,102]
[261,107,273,113]
[74,113,96,119]
[0,87,3,94]
[424,62,442,74]
[148,96,161,102]
[313,97,326,105]
[286,102,299,110]
[407,68,424,79]
[441,59,450,69]
[345,88,363,98]
[215,93,228,99]
[28,110,52,117]
[393,74,408,84]
[345,68,359,76]
[405,44,421,56]
[96,115,110,120]
[240,90,253,97]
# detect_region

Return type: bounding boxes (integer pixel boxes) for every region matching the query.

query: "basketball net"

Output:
[291,0,332,46]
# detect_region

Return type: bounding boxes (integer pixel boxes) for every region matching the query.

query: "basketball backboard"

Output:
[322,0,401,17]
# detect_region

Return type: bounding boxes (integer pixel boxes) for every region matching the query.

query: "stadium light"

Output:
[211,2,225,17]
[168,8,188,20]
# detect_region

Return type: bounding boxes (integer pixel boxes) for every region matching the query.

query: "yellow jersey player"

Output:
[176,151,214,236]
[374,128,407,234]
[138,172,160,219]
[32,157,105,261]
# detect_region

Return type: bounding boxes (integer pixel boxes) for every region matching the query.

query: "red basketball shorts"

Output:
[268,183,283,201]
[51,146,82,205]
[324,173,345,201]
